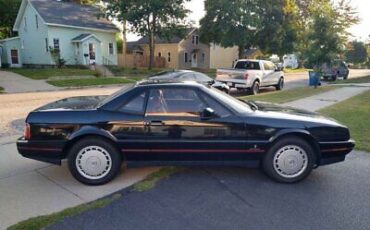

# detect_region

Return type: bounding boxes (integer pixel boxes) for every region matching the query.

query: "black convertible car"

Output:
[17,81,354,185]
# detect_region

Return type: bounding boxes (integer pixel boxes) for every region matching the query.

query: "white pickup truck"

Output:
[216,59,285,95]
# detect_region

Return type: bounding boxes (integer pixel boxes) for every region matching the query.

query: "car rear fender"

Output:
[268,129,321,166]
[63,125,118,157]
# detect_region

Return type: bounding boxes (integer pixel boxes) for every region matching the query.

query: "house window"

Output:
[35,15,39,29]
[109,42,114,55]
[184,52,188,62]
[11,50,19,64]
[158,52,161,57]
[45,38,48,52]
[201,53,205,63]
[192,35,199,45]
[24,17,27,31]
[53,38,60,51]
[167,52,171,62]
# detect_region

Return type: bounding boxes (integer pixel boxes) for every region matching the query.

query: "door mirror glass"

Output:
[201,107,216,119]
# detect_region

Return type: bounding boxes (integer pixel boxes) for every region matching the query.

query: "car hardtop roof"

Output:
[136,80,204,87]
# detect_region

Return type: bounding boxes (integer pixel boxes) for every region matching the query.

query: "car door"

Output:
[261,61,275,86]
[144,86,247,163]
[108,89,149,162]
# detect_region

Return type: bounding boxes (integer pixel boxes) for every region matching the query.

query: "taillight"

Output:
[24,123,31,140]
[244,73,249,80]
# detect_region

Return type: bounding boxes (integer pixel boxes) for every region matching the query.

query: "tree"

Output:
[104,0,190,69]
[199,0,261,58]
[72,0,98,5]
[345,41,368,64]
[0,0,21,39]
[256,0,299,57]
[305,3,342,68]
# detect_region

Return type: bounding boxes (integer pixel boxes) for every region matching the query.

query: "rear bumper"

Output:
[216,79,251,88]
[319,140,355,165]
[17,137,67,165]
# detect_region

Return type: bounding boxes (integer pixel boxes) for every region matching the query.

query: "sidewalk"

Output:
[0,84,369,229]
[0,71,58,93]
[283,85,369,112]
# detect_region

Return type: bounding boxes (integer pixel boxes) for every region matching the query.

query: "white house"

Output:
[0,0,119,68]
[283,54,299,69]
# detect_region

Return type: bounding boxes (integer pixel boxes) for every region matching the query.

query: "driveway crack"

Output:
[35,169,87,203]
[203,169,255,208]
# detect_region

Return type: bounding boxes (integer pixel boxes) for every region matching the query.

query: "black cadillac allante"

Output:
[17,81,355,185]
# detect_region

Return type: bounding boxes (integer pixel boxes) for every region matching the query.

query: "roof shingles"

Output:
[30,0,118,31]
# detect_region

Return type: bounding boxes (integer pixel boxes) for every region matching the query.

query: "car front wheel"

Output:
[68,137,122,185]
[263,137,315,183]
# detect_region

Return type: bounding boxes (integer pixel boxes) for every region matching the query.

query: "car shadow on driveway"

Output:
[48,151,370,230]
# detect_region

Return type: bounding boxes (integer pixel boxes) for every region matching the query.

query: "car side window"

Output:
[119,92,147,114]
[200,93,232,118]
[146,88,207,116]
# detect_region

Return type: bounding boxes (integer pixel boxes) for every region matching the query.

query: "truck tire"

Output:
[250,81,260,95]
[275,77,284,91]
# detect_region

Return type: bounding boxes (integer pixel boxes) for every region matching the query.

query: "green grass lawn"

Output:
[319,90,370,152]
[240,86,338,104]
[7,194,121,230]
[284,68,310,73]
[10,68,97,80]
[47,77,134,87]
[332,75,370,84]
[107,66,170,77]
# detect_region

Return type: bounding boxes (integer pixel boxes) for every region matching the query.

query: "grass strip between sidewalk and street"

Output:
[319,90,370,152]
[331,75,370,84]
[7,194,121,230]
[47,77,134,87]
[132,167,182,192]
[240,86,338,104]
[10,68,98,80]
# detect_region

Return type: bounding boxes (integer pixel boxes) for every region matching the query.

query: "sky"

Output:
[127,0,370,42]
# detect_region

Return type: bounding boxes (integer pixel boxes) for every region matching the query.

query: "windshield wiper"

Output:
[238,99,259,111]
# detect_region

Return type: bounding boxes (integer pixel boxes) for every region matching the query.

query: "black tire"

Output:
[275,77,284,91]
[262,137,316,183]
[250,81,260,95]
[68,137,122,185]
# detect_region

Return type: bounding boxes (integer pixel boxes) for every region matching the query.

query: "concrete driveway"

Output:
[48,150,370,230]
[0,71,58,93]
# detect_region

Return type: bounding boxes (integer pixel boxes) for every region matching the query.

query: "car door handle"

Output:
[147,121,164,126]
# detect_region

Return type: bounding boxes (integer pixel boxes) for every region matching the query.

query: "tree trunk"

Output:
[238,46,244,59]
[148,31,155,70]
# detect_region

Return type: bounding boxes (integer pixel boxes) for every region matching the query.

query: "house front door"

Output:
[191,53,197,68]
[88,43,96,64]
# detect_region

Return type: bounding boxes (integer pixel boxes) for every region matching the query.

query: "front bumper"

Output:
[17,137,67,165]
[319,139,355,165]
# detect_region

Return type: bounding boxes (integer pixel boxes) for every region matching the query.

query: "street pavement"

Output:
[0,69,369,229]
[48,150,370,230]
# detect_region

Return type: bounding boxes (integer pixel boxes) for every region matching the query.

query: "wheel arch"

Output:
[63,126,119,158]
[269,129,321,166]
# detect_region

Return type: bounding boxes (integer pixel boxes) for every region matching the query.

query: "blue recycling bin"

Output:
[308,71,321,87]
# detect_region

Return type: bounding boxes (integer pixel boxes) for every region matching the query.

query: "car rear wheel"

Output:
[68,137,122,185]
[276,77,284,91]
[263,137,315,183]
[250,81,260,95]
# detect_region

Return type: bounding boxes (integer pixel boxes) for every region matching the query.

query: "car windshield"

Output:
[98,84,135,107]
[206,87,252,113]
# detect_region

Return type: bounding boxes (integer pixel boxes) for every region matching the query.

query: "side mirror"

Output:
[201,107,216,119]
[275,66,284,72]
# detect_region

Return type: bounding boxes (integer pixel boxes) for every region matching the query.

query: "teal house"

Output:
[0,0,119,68]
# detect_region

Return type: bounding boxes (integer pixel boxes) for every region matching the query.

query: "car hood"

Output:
[250,101,343,126]
[34,96,108,111]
